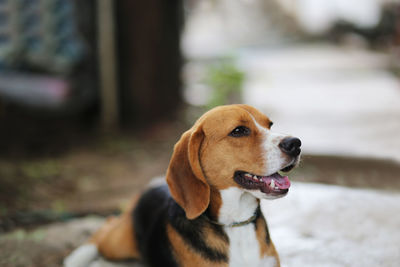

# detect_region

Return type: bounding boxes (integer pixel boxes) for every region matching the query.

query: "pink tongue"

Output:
[275,176,291,189]
[262,173,291,189]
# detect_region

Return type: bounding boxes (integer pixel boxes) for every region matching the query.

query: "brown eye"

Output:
[229,126,251,137]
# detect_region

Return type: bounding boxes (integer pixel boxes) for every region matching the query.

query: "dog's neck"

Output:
[209,187,260,225]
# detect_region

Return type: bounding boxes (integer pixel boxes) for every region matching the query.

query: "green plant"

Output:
[205,58,245,109]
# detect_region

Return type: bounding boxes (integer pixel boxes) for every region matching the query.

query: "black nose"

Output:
[279,137,302,157]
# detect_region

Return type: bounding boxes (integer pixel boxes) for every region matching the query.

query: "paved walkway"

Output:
[5,182,398,267]
[239,43,400,162]
[264,182,400,267]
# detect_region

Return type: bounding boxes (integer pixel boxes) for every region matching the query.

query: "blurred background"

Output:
[0,0,399,266]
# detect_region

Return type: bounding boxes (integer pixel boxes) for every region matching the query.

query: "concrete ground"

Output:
[2,181,399,267]
[265,182,400,267]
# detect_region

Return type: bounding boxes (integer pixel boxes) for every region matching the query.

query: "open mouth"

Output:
[233,167,293,196]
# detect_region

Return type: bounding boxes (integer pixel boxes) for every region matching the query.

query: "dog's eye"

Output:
[229,126,251,137]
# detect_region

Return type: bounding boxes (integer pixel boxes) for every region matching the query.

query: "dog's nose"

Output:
[279,137,302,157]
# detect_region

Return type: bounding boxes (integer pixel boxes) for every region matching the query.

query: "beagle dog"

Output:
[64,104,301,267]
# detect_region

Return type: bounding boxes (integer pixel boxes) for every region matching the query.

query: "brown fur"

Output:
[167,105,274,219]
[90,213,140,260]
[166,224,228,267]
[200,105,272,191]
[166,127,210,219]
[208,187,223,219]
[255,216,280,265]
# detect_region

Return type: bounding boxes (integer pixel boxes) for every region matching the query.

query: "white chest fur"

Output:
[224,224,276,267]
[219,188,277,267]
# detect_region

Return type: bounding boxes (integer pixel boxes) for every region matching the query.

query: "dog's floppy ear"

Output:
[166,125,209,219]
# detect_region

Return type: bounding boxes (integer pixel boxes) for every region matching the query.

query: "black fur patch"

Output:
[168,201,229,263]
[133,184,229,266]
[133,185,178,267]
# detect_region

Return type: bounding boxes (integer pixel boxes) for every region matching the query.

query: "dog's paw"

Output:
[64,244,99,267]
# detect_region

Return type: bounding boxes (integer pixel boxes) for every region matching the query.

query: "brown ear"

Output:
[166,126,209,219]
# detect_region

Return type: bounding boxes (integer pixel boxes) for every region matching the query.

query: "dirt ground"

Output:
[1,117,400,266]
[0,118,185,267]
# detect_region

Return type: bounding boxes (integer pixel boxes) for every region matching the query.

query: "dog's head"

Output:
[166,104,301,219]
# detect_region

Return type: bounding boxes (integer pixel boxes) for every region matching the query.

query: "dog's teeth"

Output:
[253,175,258,181]
[270,180,275,188]
[244,173,252,178]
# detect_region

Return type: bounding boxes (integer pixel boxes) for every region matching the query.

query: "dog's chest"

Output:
[218,188,277,267]
[225,225,276,267]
